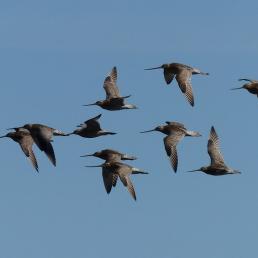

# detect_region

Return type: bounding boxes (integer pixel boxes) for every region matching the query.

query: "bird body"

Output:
[69,114,116,138]
[187,126,240,176]
[0,128,39,172]
[84,67,137,110]
[141,121,201,172]
[145,62,209,106]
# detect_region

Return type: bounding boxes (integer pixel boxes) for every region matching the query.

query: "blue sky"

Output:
[0,1,258,257]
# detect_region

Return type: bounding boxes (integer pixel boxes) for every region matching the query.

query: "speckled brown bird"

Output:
[145,62,209,106]
[84,66,137,110]
[0,128,39,172]
[187,126,240,176]
[81,149,137,194]
[86,161,148,200]
[141,121,201,172]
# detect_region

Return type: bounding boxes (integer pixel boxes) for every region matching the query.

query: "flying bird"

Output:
[81,149,137,193]
[81,149,137,161]
[231,78,258,97]
[84,66,137,110]
[16,123,68,167]
[69,114,116,138]
[145,62,209,106]
[187,126,240,176]
[141,121,201,172]
[0,128,39,172]
[86,161,148,200]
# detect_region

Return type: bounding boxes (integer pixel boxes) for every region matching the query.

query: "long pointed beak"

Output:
[140,129,156,133]
[6,127,20,130]
[85,164,104,168]
[186,169,201,172]
[238,78,251,82]
[83,103,97,106]
[230,87,244,90]
[80,154,94,157]
[144,66,162,70]
[0,135,7,138]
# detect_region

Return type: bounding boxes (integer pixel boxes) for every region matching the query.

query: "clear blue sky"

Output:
[0,1,258,257]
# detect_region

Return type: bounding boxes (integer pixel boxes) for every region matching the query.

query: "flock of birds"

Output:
[2,62,257,200]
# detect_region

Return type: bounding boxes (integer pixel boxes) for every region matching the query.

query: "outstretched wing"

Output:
[119,173,136,201]
[176,69,194,106]
[31,127,56,166]
[103,67,121,99]
[102,167,114,194]
[84,114,102,131]
[207,126,225,166]
[163,68,175,84]
[163,130,185,172]
[19,134,39,172]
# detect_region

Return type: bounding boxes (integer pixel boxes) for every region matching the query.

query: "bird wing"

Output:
[112,174,118,187]
[84,114,102,131]
[102,167,114,194]
[103,67,121,99]
[19,134,39,172]
[176,69,194,106]
[163,130,185,172]
[207,126,225,166]
[163,68,175,84]
[115,164,136,200]
[31,128,56,166]
[118,173,136,201]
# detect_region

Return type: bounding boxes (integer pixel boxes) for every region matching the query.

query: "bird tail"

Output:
[122,154,137,160]
[192,68,209,75]
[53,129,69,136]
[132,168,148,174]
[186,130,201,137]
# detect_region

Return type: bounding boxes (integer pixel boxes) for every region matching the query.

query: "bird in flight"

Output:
[141,121,201,172]
[187,126,240,176]
[145,62,209,106]
[0,127,39,172]
[84,66,137,110]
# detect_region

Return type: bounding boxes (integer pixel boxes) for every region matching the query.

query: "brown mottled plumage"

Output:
[81,149,137,194]
[84,67,137,110]
[0,128,39,172]
[86,161,148,201]
[141,121,201,172]
[145,62,209,106]
[187,126,240,176]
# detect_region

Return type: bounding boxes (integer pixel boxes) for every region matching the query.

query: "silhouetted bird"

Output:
[141,121,201,172]
[0,128,39,172]
[86,161,148,200]
[84,66,137,110]
[69,114,116,138]
[187,126,240,176]
[17,123,68,167]
[145,62,209,106]
[231,78,258,97]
